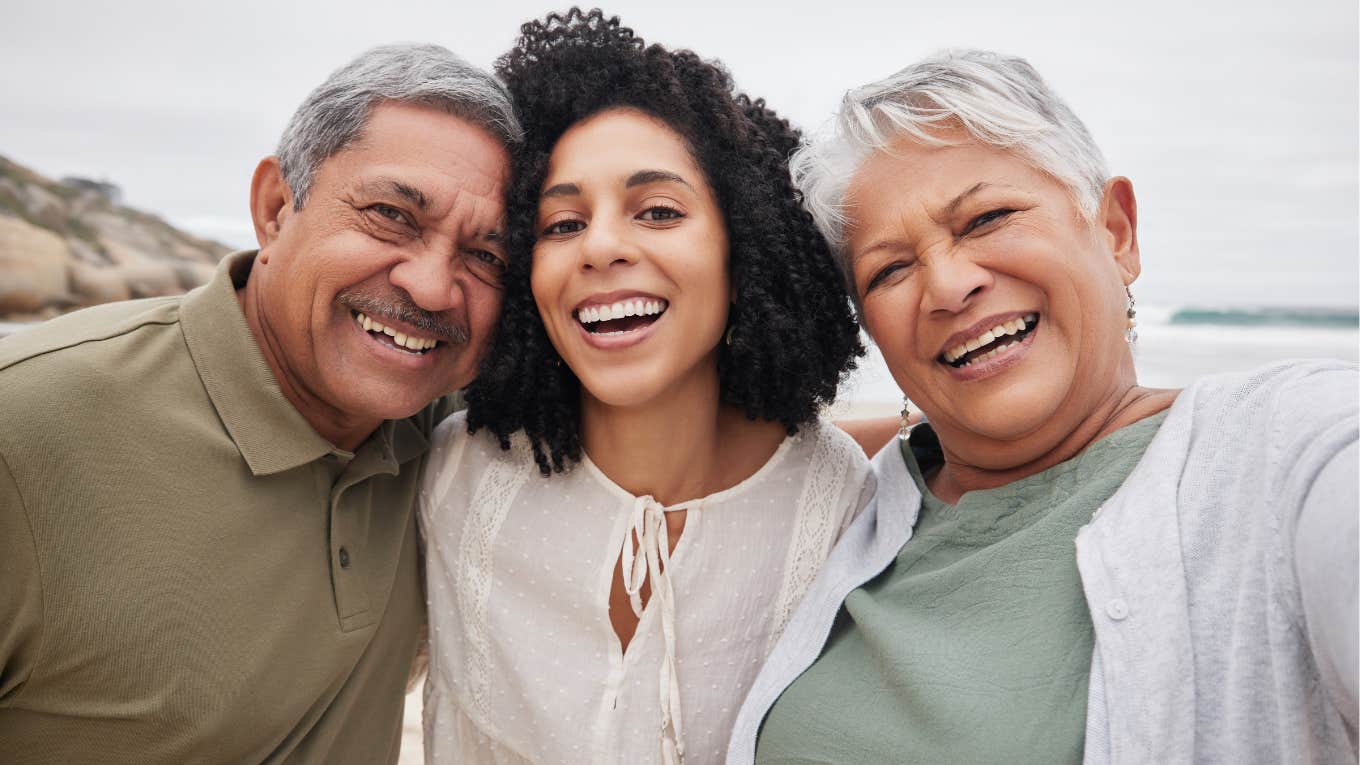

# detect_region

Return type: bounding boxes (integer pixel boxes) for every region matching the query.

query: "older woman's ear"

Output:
[1098,176,1140,283]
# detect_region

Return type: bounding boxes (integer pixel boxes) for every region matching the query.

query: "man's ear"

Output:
[1099,176,1140,284]
[250,157,293,258]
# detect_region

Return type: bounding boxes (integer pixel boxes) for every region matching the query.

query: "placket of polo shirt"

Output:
[328,437,401,633]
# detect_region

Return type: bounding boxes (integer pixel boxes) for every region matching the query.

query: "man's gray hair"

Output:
[277,43,523,208]
[791,49,1109,285]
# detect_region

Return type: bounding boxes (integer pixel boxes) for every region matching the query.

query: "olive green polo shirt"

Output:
[0,252,446,764]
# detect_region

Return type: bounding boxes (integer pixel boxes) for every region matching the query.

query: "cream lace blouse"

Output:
[419,411,874,765]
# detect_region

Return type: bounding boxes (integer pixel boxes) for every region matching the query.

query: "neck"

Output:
[580,360,784,506]
[236,281,377,451]
[928,380,1178,504]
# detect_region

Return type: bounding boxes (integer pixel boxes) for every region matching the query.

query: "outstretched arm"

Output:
[1294,437,1359,732]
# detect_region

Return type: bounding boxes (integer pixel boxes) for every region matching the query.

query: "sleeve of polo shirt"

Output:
[0,447,44,705]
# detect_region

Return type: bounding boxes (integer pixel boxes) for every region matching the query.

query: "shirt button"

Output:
[1105,598,1129,620]
[339,547,351,568]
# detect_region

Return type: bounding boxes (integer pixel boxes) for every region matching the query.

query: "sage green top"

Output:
[0,252,449,764]
[756,413,1167,765]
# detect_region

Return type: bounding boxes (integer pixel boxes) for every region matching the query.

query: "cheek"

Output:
[861,288,917,361]
[529,256,569,340]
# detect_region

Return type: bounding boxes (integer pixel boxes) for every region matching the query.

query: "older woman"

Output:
[727,51,1358,764]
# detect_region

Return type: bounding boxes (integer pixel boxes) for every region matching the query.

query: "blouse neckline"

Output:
[577,427,800,512]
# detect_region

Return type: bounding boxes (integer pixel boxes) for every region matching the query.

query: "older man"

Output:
[0,44,520,763]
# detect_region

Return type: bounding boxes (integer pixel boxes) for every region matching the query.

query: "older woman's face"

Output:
[847,131,1139,462]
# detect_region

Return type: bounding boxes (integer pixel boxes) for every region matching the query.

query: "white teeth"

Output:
[941,315,1039,364]
[354,312,438,352]
[577,298,669,325]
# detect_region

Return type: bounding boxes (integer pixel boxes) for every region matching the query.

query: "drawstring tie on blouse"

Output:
[620,495,685,765]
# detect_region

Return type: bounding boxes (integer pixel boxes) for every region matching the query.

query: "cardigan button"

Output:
[1105,598,1129,620]
[339,547,351,568]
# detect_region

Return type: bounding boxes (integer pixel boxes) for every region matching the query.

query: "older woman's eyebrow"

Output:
[356,178,430,210]
[940,182,990,220]
[626,169,693,190]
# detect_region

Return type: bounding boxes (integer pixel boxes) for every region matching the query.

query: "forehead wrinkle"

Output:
[447,186,506,242]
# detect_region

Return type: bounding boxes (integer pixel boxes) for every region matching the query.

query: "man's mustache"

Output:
[337,287,470,345]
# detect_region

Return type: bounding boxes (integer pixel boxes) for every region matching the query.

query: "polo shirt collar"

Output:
[179,251,426,476]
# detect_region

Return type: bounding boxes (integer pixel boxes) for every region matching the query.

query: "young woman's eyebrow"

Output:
[625,169,692,190]
[541,182,581,199]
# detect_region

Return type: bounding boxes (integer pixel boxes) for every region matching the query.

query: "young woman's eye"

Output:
[962,208,1014,235]
[542,219,586,236]
[637,205,684,222]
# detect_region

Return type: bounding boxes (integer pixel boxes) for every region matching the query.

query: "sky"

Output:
[2,0,1357,309]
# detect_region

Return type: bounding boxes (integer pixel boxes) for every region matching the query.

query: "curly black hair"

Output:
[465,8,862,475]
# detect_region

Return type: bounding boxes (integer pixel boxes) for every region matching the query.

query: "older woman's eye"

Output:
[963,208,1015,235]
[637,205,684,222]
[865,262,909,292]
[543,219,586,236]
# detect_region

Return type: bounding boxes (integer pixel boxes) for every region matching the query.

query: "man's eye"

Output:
[963,208,1014,235]
[467,249,505,268]
[637,205,683,222]
[368,204,411,226]
[543,219,585,236]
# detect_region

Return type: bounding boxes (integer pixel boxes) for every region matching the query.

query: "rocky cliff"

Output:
[0,154,231,320]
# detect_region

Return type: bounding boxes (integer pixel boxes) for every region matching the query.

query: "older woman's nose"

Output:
[578,217,641,271]
[921,253,993,314]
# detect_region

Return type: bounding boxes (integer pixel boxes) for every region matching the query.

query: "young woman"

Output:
[418,9,872,765]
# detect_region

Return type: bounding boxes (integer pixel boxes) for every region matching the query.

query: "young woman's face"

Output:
[531,108,731,410]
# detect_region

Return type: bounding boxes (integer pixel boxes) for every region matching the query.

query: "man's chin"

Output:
[340,385,451,423]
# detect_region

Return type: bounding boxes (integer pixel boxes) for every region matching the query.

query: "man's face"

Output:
[250,102,509,437]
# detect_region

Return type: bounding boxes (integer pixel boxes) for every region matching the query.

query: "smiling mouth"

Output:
[352,311,443,355]
[940,313,1039,368]
[576,298,668,336]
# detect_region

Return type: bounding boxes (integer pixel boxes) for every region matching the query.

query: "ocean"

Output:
[830,305,1360,418]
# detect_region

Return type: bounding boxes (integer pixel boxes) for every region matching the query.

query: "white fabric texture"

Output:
[420,412,874,765]
[727,360,1359,765]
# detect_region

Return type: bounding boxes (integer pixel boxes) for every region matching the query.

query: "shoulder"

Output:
[793,417,874,480]
[0,297,183,375]
[1177,359,1357,465]
[782,417,877,510]
[0,297,188,440]
[423,413,538,507]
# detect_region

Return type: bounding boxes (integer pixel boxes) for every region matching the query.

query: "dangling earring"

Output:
[1124,285,1138,344]
[724,322,735,347]
[899,396,928,439]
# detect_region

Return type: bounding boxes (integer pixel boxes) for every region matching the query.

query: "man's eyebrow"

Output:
[357,178,429,211]
[625,169,692,190]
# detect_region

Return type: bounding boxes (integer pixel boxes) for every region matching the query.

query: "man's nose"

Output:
[388,246,464,313]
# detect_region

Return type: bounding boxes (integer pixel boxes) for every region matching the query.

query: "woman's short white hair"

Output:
[792,49,1109,286]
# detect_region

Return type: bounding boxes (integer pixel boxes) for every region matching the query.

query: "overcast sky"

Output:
[3,0,1356,309]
